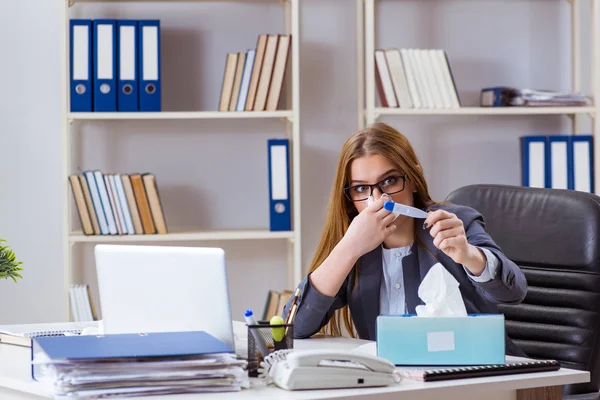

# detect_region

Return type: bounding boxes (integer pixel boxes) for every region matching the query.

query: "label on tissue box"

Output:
[427,331,455,352]
[376,314,505,365]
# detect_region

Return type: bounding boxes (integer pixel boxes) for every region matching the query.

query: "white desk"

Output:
[0,334,589,400]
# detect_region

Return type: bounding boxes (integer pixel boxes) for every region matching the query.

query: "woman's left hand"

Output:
[424,210,485,275]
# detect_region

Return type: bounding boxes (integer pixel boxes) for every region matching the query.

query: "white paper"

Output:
[415,263,467,317]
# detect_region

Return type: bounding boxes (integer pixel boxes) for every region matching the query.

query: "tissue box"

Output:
[376,314,505,365]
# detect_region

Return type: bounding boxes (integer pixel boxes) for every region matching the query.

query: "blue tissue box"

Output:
[376,314,505,366]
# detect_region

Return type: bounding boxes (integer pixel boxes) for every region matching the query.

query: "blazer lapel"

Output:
[358,246,382,340]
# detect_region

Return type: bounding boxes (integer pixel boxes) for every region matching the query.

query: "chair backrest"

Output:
[445,184,600,396]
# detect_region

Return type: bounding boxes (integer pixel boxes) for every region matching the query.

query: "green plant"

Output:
[0,239,23,283]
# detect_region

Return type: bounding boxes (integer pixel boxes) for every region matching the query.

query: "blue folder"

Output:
[138,20,162,112]
[520,136,549,188]
[267,139,291,231]
[547,135,573,190]
[93,19,118,112]
[117,20,139,112]
[32,331,233,379]
[69,19,93,112]
[571,135,594,193]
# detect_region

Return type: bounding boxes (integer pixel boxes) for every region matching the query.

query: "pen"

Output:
[284,288,302,334]
[244,309,269,359]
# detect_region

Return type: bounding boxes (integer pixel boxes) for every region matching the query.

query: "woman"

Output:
[285,122,527,356]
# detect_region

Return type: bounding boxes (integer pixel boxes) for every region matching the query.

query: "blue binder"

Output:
[93,20,118,112]
[571,135,594,193]
[32,331,233,380]
[117,20,139,112]
[138,20,162,112]
[268,139,291,231]
[547,135,573,190]
[520,136,549,188]
[69,20,93,112]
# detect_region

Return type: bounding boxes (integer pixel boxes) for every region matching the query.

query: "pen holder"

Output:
[247,323,293,377]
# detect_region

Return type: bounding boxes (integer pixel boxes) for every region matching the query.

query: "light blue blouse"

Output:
[379,244,499,315]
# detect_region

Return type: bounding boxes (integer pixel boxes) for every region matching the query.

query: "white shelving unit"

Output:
[67,110,294,121]
[356,0,600,195]
[60,0,301,321]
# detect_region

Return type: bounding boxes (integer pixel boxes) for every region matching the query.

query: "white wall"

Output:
[0,0,589,324]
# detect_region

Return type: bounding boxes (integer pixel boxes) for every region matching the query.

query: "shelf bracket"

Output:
[68,0,75,7]
[284,115,294,123]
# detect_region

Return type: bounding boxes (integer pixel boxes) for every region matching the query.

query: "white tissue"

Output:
[415,263,468,317]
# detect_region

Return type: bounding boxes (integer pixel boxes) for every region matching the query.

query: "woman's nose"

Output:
[372,187,384,199]
[373,191,392,204]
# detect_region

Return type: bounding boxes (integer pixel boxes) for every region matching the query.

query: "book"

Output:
[397,357,560,382]
[374,47,460,109]
[262,289,293,321]
[70,171,167,236]
[218,33,291,112]
[0,321,98,347]
[69,175,94,235]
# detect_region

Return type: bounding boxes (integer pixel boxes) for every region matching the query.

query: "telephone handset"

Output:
[266,349,401,391]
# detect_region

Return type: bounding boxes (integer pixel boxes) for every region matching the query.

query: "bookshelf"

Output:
[60,0,301,321]
[356,0,600,195]
[69,229,295,243]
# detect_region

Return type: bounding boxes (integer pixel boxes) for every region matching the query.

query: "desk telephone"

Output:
[262,349,401,390]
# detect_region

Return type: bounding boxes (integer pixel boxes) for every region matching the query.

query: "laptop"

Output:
[94,244,235,350]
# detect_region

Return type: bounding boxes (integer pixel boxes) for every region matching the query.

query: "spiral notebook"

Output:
[397,357,561,382]
[0,321,98,347]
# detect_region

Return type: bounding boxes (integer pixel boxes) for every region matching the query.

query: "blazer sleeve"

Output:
[459,206,528,304]
[283,272,349,339]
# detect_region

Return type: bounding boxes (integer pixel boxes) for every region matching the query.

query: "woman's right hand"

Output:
[341,197,397,259]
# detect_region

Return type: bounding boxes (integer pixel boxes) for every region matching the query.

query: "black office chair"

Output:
[446,184,600,400]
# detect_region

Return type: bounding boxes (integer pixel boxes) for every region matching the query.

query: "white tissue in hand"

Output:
[415,263,468,317]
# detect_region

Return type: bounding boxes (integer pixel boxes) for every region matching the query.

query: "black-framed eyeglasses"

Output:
[343,175,407,202]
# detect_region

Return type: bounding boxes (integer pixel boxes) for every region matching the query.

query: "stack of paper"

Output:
[511,88,590,106]
[0,321,99,347]
[480,86,591,107]
[32,331,249,398]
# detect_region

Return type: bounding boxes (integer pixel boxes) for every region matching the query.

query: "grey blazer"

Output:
[284,203,528,357]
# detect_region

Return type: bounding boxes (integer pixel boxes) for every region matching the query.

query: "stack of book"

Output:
[480,87,591,107]
[69,170,167,236]
[375,48,461,109]
[32,331,248,398]
[219,33,291,112]
[69,284,98,323]
[262,289,293,321]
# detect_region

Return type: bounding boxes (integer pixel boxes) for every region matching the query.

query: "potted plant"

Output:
[0,239,23,282]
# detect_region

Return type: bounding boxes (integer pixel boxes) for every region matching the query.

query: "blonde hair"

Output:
[308,122,435,337]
